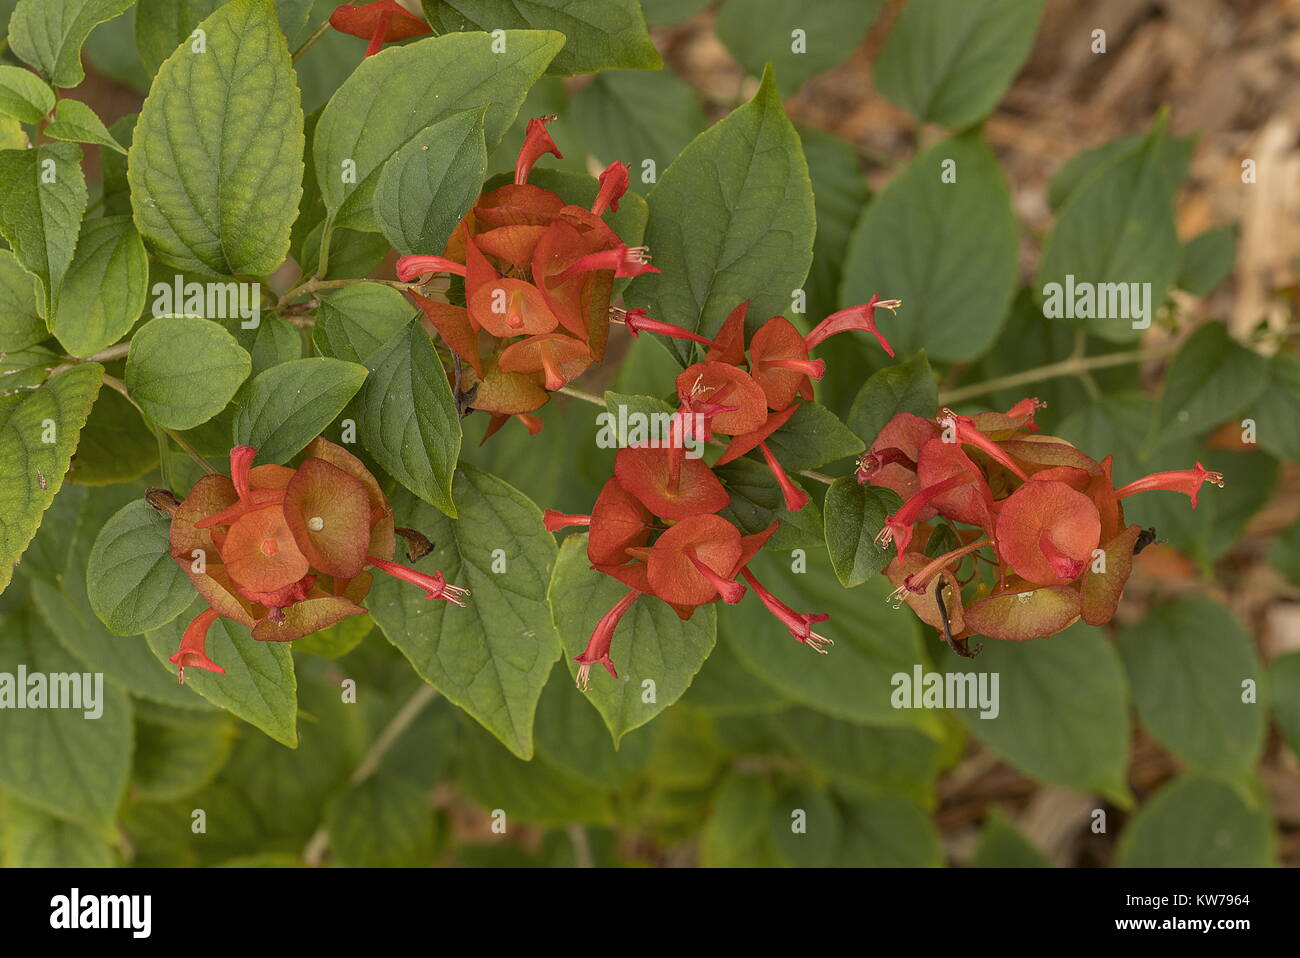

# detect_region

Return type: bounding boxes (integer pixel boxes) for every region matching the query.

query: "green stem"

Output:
[275,276,419,312]
[938,343,1181,406]
[291,19,333,62]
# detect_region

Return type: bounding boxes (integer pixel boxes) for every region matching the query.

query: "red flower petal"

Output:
[646,514,744,606]
[749,316,821,411]
[995,480,1101,586]
[675,361,768,435]
[587,478,655,566]
[223,506,311,594]
[706,301,750,367]
[614,446,731,521]
[282,458,373,578]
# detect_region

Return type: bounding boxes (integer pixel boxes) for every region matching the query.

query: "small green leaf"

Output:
[313,29,563,232]
[970,811,1050,868]
[357,319,461,517]
[368,469,560,760]
[0,363,102,595]
[50,216,148,358]
[1117,597,1265,782]
[8,0,134,88]
[129,0,304,277]
[1157,321,1267,444]
[125,316,252,430]
[845,350,938,440]
[1036,121,1180,344]
[0,248,45,352]
[627,65,815,363]
[549,534,716,746]
[1243,352,1300,462]
[1177,226,1236,296]
[45,97,127,153]
[0,142,88,312]
[146,597,299,747]
[823,477,900,588]
[231,357,367,464]
[1115,774,1275,867]
[0,607,132,826]
[875,0,1046,128]
[841,131,1017,362]
[374,107,488,257]
[87,498,195,636]
[943,621,1131,804]
[0,63,55,123]
[325,775,438,867]
[422,0,661,75]
[570,68,706,195]
[312,283,417,365]
[715,0,882,95]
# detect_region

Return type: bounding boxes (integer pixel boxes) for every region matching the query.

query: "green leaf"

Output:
[456,716,614,825]
[231,357,367,464]
[1115,774,1274,867]
[129,0,304,277]
[836,794,942,867]
[131,704,233,801]
[0,363,102,595]
[823,477,900,588]
[534,663,655,789]
[683,632,789,715]
[356,319,462,517]
[45,97,126,154]
[49,215,148,358]
[146,597,299,747]
[840,131,1017,362]
[1177,225,1236,296]
[374,107,488,257]
[1036,121,1181,343]
[801,125,870,324]
[1243,352,1300,462]
[325,774,438,867]
[0,248,45,352]
[313,29,563,232]
[0,607,132,826]
[368,468,560,760]
[134,0,222,76]
[1270,651,1300,762]
[8,0,134,88]
[716,457,824,551]
[549,534,716,746]
[1,794,117,867]
[640,0,709,28]
[845,350,938,440]
[762,401,863,471]
[1157,321,1267,444]
[766,707,942,806]
[0,142,88,312]
[970,810,1050,867]
[715,0,882,95]
[726,548,932,729]
[125,316,252,430]
[875,0,1045,128]
[1117,597,1265,782]
[570,68,706,195]
[700,772,781,866]
[943,621,1131,804]
[1048,132,1194,212]
[768,782,840,867]
[0,63,55,123]
[312,283,417,365]
[627,65,815,363]
[422,0,660,75]
[86,498,195,636]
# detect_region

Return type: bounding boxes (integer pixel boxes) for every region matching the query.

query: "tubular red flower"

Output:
[886,537,992,604]
[593,161,630,215]
[396,254,468,281]
[366,555,470,606]
[575,588,640,690]
[686,550,747,604]
[542,510,591,531]
[876,472,974,557]
[759,441,809,512]
[329,1,431,57]
[803,296,900,356]
[169,607,225,683]
[855,446,919,484]
[1114,462,1225,508]
[515,115,562,186]
[938,408,1030,481]
[621,308,718,346]
[738,568,831,653]
[553,244,660,281]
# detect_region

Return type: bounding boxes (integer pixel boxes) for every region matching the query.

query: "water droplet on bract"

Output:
[308,516,324,531]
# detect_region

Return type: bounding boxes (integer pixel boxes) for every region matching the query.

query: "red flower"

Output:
[329,1,431,58]
[163,440,466,681]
